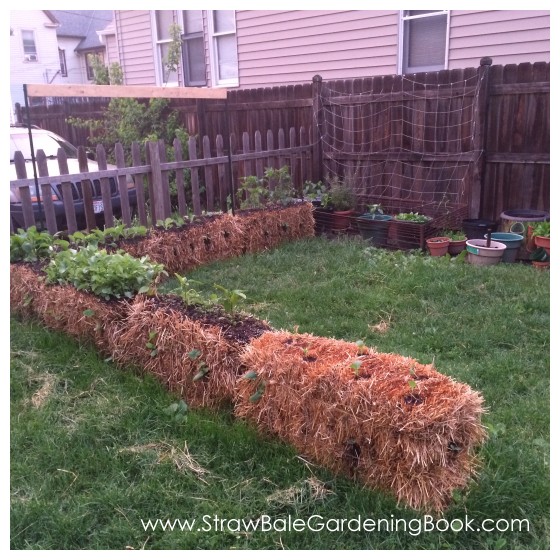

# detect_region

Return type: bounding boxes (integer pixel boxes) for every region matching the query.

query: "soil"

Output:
[150,294,270,344]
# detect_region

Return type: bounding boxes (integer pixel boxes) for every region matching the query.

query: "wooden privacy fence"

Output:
[10,127,313,234]
[15,60,549,222]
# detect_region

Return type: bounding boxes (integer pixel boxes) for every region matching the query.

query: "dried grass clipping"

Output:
[235,331,486,512]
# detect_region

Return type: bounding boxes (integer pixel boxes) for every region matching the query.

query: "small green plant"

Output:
[303,180,326,200]
[350,360,362,377]
[173,274,206,306]
[249,381,266,403]
[532,221,550,238]
[326,177,356,211]
[193,363,210,382]
[164,399,188,424]
[265,166,294,205]
[156,216,185,230]
[10,227,68,263]
[237,175,269,209]
[395,212,431,223]
[440,229,466,241]
[145,330,158,357]
[213,284,247,314]
[367,204,385,215]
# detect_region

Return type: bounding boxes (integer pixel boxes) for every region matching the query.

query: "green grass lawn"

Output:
[10,237,549,550]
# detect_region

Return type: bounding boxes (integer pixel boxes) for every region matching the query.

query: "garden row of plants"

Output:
[10,209,486,513]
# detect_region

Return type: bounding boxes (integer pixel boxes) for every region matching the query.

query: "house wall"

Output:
[10,10,61,95]
[57,36,86,83]
[105,33,119,66]
[114,10,156,85]
[449,10,550,68]
[235,10,398,87]
[111,10,550,89]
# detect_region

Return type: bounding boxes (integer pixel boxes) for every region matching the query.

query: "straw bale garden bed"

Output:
[10,210,549,550]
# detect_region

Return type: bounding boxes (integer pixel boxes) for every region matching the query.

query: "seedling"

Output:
[146,330,158,357]
[164,399,188,424]
[350,360,362,377]
[213,284,247,314]
[193,363,209,381]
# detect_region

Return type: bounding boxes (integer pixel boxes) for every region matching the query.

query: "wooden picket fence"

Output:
[10,127,313,234]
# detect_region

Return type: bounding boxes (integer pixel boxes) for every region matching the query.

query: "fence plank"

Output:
[188,137,202,216]
[36,150,58,234]
[202,135,215,212]
[13,152,36,229]
[95,145,115,228]
[147,142,165,223]
[266,130,275,170]
[78,147,96,231]
[57,149,78,234]
[131,142,148,226]
[242,132,252,178]
[115,143,132,226]
[289,127,297,188]
[278,128,286,169]
[215,134,228,212]
[157,140,172,218]
[172,138,187,217]
[254,131,263,179]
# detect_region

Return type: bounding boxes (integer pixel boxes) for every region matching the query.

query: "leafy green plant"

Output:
[394,212,431,223]
[213,284,247,314]
[145,330,158,357]
[326,177,356,211]
[532,221,550,238]
[156,216,185,230]
[265,166,294,205]
[367,204,385,215]
[45,246,167,300]
[440,229,467,241]
[237,175,269,209]
[303,180,326,201]
[10,227,68,263]
[164,399,188,424]
[173,274,206,306]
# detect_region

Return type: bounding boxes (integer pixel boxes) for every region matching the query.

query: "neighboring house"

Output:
[10,10,114,117]
[112,10,550,89]
[49,10,113,84]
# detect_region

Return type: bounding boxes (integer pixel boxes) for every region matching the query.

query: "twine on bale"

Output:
[235,331,486,512]
[108,295,270,409]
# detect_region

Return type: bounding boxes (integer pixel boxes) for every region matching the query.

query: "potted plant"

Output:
[327,177,356,231]
[532,221,550,257]
[426,236,451,257]
[391,212,433,250]
[355,204,392,246]
[440,229,467,255]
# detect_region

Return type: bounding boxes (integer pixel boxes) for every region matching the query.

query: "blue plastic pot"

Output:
[484,232,524,263]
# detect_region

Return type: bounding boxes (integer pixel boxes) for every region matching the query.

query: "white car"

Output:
[10,125,136,231]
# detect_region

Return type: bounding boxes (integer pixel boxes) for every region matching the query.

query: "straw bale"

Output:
[235,331,486,511]
[10,263,46,319]
[108,295,267,408]
[32,283,127,353]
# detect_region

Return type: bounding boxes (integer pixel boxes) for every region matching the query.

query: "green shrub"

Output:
[10,227,68,263]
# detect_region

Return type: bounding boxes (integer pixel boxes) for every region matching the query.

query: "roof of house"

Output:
[49,10,113,52]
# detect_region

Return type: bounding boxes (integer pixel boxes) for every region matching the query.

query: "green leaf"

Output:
[249,391,263,403]
[243,370,258,380]
[150,349,158,357]
[188,349,202,360]
[83,309,95,317]
[165,403,179,415]
[408,380,417,389]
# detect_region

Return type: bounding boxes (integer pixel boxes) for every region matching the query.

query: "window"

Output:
[154,11,179,85]
[59,48,67,77]
[182,11,206,86]
[400,10,449,74]
[85,51,103,81]
[208,10,238,86]
[22,30,37,61]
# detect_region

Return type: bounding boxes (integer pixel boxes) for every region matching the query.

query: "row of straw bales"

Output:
[10,206,486,511]
[119,202,314,274]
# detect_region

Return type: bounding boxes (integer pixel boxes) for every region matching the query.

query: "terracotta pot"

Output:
[331,210,353,231]
[532,260,549,270]
[426,236,451,257]
[534,235,550,255]
[448,238,467,256]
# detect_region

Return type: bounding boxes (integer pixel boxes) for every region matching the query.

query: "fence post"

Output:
[311,74,324,183]
[470,57,493,219]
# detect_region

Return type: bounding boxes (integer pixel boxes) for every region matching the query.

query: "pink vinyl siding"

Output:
[448,10,550,67]
[114,10,156,85]
[236,10,398,87]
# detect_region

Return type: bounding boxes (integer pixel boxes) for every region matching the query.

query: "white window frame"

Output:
[181,10,206,87]
[151,11,181,87]
[398,10,450,75]
[21,29,38,62]
[207,10,239,87]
